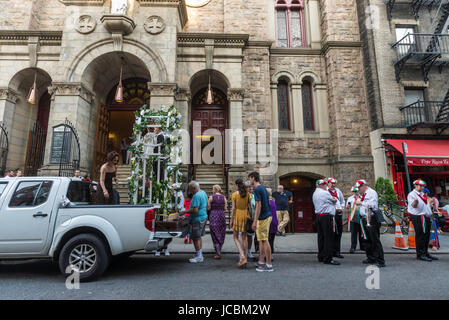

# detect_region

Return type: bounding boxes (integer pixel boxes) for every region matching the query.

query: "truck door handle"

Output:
[33,212,48,218]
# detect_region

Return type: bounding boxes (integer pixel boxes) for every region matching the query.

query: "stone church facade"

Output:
[0,0,374,232]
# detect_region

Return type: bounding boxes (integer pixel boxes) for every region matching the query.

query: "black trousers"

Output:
[350,222,365,251]
[316,214,334,262]
[333,214,343,255]
[362,215,385,264]
[410,215,431,258]
[268,233,276,254]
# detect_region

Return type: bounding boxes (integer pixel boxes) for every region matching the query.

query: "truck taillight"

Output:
[145,209,155,232]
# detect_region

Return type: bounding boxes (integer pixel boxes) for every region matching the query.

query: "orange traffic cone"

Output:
[407,221,416,249]
[393,221,409,250]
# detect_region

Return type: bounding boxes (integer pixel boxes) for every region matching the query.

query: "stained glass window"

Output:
[302,80,314,131]
[275,0,305,48]
[108,78,151,106]
[277,80,290,131]
[192,88,227,106]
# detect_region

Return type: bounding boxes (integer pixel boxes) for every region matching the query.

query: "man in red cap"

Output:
[407,179,437,262]
[355,179,385,267]
[327,178,345,259]
[313,179,340,265]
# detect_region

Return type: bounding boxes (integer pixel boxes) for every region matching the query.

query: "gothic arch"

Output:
[297,70,321,84]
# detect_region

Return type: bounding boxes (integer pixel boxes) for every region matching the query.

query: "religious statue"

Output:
[111,0,133,15]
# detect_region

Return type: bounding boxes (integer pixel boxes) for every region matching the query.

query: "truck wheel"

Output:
[59,233,110,282]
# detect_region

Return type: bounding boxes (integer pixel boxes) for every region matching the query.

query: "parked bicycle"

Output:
[380,200,409,235]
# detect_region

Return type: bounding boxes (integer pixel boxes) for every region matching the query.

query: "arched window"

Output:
[275,0,305,48]
[277,79,291,130]
[302,80,314,131]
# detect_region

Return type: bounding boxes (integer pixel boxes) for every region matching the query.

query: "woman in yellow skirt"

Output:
[230,178,253,268]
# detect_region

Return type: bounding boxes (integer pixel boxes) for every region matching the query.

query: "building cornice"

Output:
[0,31,62,46]
[48,82,95,103]
[270,47,322,56]
[321,40,363,55]
[177,32,249,48]
[59,0,103,5]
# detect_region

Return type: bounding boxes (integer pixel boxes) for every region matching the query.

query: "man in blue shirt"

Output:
[272,185,293,236]
[180,181,208,263]
[249,171,273,272]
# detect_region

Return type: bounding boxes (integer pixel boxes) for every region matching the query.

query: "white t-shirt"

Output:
[407,190,432,217]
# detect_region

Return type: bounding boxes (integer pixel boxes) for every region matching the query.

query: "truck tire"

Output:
[59,233,110,282]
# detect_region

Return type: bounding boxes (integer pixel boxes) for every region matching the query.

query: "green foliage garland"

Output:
[128,104,183,215]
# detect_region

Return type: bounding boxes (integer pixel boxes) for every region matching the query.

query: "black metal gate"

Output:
[58,119,80,177]
[24,121,46,176]
[0,122,8,177]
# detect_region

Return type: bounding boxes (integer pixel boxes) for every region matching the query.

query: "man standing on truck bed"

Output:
[180,181,208,263]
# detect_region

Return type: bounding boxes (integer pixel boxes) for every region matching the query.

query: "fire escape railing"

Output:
[392,33,449,81]
[386,0,442,21]
[399,100,449,133]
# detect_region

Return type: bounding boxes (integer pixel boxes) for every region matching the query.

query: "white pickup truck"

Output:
[0,177,181,281]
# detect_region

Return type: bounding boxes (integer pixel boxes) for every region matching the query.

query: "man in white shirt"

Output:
[355,180,385,268]
[407,179,437,262]
[313,179,340,265]
[327,178,345,259]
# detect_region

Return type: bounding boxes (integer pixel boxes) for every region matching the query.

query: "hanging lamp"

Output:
[27,72,37,105]
[115,65,124,103]
[206,75,213,105]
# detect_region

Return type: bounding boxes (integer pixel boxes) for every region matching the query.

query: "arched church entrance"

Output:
[280,173,323,233]
[189,70,229,195]
[81,51,151,180]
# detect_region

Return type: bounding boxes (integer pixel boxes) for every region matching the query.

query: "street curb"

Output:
[133,251,449,255]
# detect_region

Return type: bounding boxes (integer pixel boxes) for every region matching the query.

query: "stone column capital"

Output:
[48,82,95,103]
[175,87,191,102]
[291,84,302,90]
[147,82,178,97]
[227,88,244,102]
[0,87,18,103]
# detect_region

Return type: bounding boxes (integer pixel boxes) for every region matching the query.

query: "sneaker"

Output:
[254,261,266,268]
[164,249,170,256]
[256,265,274,272]
[247,251,255,259]
[189,255,204,263]
[155,250,160,257]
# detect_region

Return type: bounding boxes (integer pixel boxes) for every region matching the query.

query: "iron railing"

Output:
[400,100,449,127]
[393,33,449,61]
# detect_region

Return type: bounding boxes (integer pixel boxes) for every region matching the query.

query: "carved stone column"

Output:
[147,82,177,110]
[0,88,18,133]
[175,87,191,131]
[41,82,95,175]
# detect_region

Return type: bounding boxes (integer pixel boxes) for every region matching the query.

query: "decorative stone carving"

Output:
[147,83,177,97]
[227,88,244,102]
[28,36,39,67]
[175,88,191,102]
[75,15,97,34]
[0,88,18,103]
[205,38,214,70]
[144,16,165,35]
[101,14,136,51]
[186,0,211,7]
[48,82,95,103]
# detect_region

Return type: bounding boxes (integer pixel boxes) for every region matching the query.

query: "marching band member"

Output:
[407,179,438,262]
[346,186,366,253]
[313,179,340,265]
[355,180,385,268]
[327,178,345,259]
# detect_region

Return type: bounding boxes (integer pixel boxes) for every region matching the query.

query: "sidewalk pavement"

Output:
[153,232,449,255]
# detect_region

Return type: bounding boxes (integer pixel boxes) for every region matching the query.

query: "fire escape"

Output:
[387,0,449,133]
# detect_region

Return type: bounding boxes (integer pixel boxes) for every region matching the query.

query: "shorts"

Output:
[190,219,207,240]
[256,217,272,242]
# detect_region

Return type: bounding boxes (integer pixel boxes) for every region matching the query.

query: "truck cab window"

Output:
[9,181,53,207]
[66,181,93,204]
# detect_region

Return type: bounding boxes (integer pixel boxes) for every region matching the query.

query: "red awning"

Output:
[386,139,449,166]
